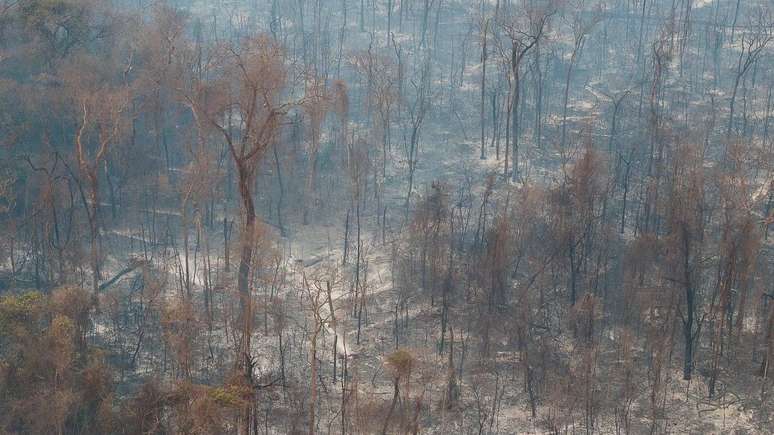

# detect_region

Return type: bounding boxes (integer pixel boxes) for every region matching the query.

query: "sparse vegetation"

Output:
[1,0,773,433]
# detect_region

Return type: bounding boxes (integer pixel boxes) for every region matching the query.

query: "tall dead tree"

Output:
[560,1,601,153]
[479,15,490,160]
[185,35,304,434]
[500,1,555,181]
[665,144,707,381]
[63,57,130,299]
[726,13,772,144]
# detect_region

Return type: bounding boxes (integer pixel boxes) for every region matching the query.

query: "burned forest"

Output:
[1,0,774,433]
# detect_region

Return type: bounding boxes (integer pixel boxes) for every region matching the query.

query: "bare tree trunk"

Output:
[480,20,488,159]
[511,68,520,181]
[381,378,400,435]
[237,167,256,435]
